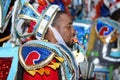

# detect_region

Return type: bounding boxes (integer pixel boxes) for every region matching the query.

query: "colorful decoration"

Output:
[19,40,64,76]
[73,20,92,51]
[19,40,79,80]
[0,43,19,80]
[0,57,13,80]
[96,19,114,37]
[87,17,120,80]
[95,17,120,44]
[17,3,61,40]
[1,0,120,80]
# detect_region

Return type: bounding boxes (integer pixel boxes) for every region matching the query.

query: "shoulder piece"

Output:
[19,40,64,76]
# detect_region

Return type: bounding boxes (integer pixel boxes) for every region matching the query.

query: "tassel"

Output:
[45,69,50,75]
[52,62,60,68]
[27,70,36,76]
[55,56,64,62]
[37,68,44,75]
[47,65,56,70]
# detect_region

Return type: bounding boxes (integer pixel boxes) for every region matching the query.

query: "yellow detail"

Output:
[44,69,50,75]
[27,70,36,76]
[47,65,56,70]
[0,35,11,43]
[37,68,44,75]
[26,56,64,76]
[27,68,51,76]
[55,56,64,62]
[52,62,60,68]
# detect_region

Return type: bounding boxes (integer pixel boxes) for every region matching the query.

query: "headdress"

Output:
[18,3,61,40]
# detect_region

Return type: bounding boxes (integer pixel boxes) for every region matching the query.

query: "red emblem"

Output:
[25,51,40,66]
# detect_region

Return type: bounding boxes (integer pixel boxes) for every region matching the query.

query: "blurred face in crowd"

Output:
[54,13,76,47]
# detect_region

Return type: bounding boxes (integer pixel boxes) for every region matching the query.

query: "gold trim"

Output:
[0,35,11,43]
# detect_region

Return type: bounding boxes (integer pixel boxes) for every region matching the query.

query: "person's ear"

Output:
[45,27,50,35]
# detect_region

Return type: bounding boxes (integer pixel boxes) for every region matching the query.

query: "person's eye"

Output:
[68,25,72,28]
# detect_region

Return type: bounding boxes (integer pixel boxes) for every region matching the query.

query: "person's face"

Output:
[55,13,76,47]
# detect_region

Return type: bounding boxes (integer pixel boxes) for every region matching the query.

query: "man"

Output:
[45,11,76,48]
[18,4,79,80]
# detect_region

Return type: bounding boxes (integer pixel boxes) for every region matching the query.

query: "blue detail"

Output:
[21,0,26,6]
[22,40,79,79]
[58,44,78,79]
[64,61,72,79]
[20,4,39,19]
[2,0,11,20]
[94,68,109,73]
[1,0,11,27]
[26,40,63,57]
[94,68,110,80]
[110,51,120,57]
[59,44,78,69]
[100,4,110,17]
[37,32,42,37]
[97,20,114,36]
[44,15,50,21]
[74,25,90,50]
[22,46,52,64]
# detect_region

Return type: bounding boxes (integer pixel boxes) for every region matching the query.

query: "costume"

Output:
[82,4,120,80]
[19,40,78,80]
[17,2,79,80]
[0,43,18,80]
[0,0,79,79]
[87,17,120,80]
[0,1,19,80]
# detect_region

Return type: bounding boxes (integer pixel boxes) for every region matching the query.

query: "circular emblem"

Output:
[96,20,114,37]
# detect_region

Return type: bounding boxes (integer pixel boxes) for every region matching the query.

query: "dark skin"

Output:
[43,12,76,80]
[44,28,57,43]
[17,12,76,80]
[45,13,76,47]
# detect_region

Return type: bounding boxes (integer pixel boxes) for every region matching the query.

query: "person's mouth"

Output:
[72,37,78,43]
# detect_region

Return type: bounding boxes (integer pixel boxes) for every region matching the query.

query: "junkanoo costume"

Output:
[84,0,120,79]
[87,17,120,80]
[18,3,79,80]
